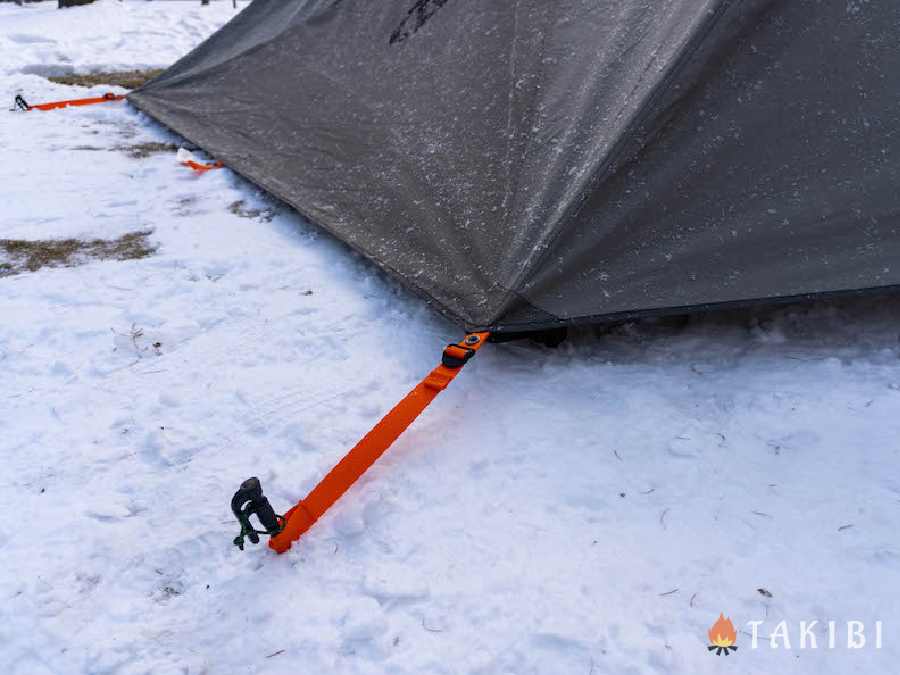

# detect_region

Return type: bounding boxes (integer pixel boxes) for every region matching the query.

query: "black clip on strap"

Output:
[441,344,475,369]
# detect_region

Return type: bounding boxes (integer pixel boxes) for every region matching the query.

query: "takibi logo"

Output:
[707,613,738,655]
[705,613,884,654]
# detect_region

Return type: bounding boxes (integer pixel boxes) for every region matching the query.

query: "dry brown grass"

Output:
[47,69,164,90]
[0,231,156,278]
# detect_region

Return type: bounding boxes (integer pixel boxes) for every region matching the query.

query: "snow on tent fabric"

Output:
[128,0,900,333]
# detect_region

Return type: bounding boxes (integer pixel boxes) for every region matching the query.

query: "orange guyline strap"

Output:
[181,159,224,173]
[19,92,126,111]
[269,332,490,554]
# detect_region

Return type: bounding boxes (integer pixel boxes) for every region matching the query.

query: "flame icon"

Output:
[707,613,738,655]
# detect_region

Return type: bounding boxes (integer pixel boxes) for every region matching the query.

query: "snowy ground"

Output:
[3,2,900,674]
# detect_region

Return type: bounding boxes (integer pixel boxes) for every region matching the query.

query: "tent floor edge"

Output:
[488,327,568,348]
[268,331,490,554]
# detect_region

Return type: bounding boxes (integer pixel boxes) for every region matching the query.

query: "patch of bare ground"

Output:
[68,142,179,158]
[81,116,139,140]
[47,69,164,90]
[228,200,276,223]
[171,195,199,217]
[0,231,156,278]
[118,141,180,159]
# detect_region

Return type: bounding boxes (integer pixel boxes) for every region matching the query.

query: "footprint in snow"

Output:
[139,430,172,467]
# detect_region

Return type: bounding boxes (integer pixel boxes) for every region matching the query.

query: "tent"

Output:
[129,0,900,334]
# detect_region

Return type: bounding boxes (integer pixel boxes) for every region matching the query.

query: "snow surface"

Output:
[3,2,900,674]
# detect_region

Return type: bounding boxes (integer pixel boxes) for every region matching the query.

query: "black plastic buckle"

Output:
[14,94,30,112]
[442,344,475,368]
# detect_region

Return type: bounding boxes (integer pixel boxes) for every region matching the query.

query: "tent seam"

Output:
[488,0,741,326]
[491,2,554,311]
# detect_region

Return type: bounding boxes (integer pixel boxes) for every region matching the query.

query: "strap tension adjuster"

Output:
[442,344,475,368]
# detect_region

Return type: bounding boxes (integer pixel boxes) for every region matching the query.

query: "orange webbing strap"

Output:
[26,92,125,111]
[269,331,490,553]
[181,160,224,173]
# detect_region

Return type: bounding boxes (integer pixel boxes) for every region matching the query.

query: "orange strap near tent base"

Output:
[181,159,224,173]
[21,92,125,111]
[269,331,490,553]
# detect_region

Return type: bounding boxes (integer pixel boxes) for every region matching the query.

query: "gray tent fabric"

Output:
[129,0,900,332]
